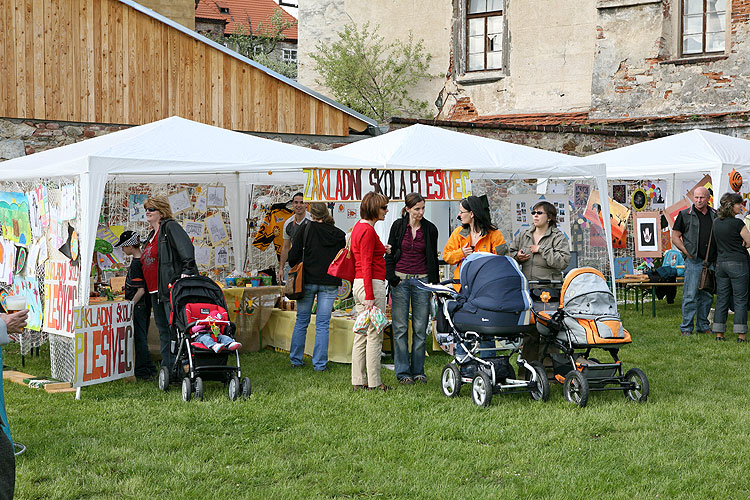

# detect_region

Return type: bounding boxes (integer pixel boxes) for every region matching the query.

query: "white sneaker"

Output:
[227,342,242,351]
[211,344,223,353]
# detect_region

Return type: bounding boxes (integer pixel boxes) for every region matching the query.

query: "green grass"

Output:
[5,295,750,499]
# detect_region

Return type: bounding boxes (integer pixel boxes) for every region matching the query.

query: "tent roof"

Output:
[333,124,604,177]
[0,116,377,181]
[591,129,750,179]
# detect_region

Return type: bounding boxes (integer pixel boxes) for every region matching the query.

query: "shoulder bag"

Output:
[284,223,311,300]
[327,230,356,282]
[697,224,715,295]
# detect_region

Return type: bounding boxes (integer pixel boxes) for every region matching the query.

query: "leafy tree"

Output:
[205,9,298,79]
[311,23,434,123]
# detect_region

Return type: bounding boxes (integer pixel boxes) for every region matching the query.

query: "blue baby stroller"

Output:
[417,253,549,407]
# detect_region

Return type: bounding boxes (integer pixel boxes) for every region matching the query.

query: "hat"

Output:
[114,230,140,248]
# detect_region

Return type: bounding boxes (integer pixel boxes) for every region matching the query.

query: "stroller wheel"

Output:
[181,377,192,402]
[228,376,240,401]
[157,366,170,392]
[563,370,589,407]
[623,367,649,403]
[471,372,493,408]
[194,377,204,401]
[240,377,252,398]
[527,361,550,402]
[441,364,462,398]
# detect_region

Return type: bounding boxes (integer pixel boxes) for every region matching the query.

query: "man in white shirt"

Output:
[278,193,312,283]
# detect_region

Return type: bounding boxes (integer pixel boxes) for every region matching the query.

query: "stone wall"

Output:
[138,0,196,30]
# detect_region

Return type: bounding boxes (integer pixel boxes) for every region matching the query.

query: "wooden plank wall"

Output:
[0,0,356,136]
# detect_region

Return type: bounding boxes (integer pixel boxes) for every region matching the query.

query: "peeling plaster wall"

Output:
[592,1,750,118]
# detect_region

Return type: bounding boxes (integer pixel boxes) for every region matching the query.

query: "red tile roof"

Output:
[196,0,298,40]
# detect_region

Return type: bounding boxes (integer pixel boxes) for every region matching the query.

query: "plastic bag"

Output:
[352,307,388,335]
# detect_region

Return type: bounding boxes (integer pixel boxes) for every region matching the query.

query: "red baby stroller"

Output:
[157,276,251,401]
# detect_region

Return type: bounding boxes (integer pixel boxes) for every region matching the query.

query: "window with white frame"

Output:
[681,0,726,56]
[282,48,298,63]
[467,0,503,72]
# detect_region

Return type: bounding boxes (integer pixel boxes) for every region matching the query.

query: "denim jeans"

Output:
[289,283,338,370]
[151,294,175,369]
[133,298,156,378]
[681,257,714,333]
[391,277,431,380]
[194,333,235,349]
[713,259,748,334]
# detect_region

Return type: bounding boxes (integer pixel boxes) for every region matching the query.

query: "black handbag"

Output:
[697,226,715,295]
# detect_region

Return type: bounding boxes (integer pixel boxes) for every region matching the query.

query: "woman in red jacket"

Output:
[351,191,392,391]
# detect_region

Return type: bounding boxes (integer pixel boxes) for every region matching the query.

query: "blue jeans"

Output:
[391,277,431,380]
[681,257,714,333]
[194,333,235,349]
[133,298,156,378]
[289,284,338,370]
[713,259,748,334]
[151,294,175,369]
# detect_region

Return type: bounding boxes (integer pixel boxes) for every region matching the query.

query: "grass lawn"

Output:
[4,295,750,499]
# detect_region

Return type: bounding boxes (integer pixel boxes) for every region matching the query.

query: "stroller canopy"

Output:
[561,268,617,316]
[456,253,532,314]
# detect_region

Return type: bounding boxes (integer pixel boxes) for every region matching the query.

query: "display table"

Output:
[148,286,282,354]
[616,278,683,318]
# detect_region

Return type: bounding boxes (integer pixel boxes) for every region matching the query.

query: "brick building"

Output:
[298,0,750,151]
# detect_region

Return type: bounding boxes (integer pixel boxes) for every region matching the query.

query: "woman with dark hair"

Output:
[510,201,571,373]
[510,201,571,281]
[287,202,346,371]
[443,195,508,286]
[385,193,439,384]
[712,192,750,342]
[351,191,392,391]
[141,195,198,370]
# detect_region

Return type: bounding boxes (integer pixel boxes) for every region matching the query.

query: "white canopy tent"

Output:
[332,124,615,289]
[591,129,750,205]
[0,116,377,303]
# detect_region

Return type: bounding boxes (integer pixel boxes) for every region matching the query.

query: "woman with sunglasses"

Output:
[443,195,508,288]
[509,201,570,375]
[350,191,392,391]
[141,195,198,370]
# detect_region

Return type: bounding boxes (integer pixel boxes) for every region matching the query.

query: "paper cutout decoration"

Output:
[194,194,207,213]
[194,246,211,267]
[129,194,148,222]
[205,214,228,244]
[183,221,205,239]
[613,257,634,279]
[730,169,743,192]
[215,246,229,266]
[207,186,226,208]
[168,190,192,214]
[14,246,27,275]
[11,276,42,331]
[0,191,32,245]
[60,184,77,220]
[632,188,648,211]
[634,212,661,257]
[58,225,80,265]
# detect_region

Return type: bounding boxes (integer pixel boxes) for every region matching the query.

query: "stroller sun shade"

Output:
[561,268,617,316]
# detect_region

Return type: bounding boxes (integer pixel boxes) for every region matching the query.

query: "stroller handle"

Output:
[528,279,563,285]
[440,278,459,285]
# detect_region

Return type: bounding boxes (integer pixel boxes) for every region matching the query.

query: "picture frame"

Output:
[634,211,661,257]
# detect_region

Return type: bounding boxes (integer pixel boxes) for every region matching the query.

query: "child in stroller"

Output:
[156,276,251,402]
[190,309,242,353]
[417,253,550,407]
[534,267,649,407]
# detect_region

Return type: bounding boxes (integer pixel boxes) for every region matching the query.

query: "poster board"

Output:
[73,301,134,387]
[509,194,572,245]
[43,261,80,337]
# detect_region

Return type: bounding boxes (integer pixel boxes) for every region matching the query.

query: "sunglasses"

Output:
[530,210,545,215]
[458,210,471,215]
[381,205,389,210]
[145,207,158,213]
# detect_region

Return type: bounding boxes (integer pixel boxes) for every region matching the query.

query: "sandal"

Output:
[352,384,367,392]
[368,383,391,391]
[413,375,428,384]
[399,377,414,385]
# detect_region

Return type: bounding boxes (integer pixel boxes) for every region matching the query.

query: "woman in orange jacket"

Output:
[443,195,508,286]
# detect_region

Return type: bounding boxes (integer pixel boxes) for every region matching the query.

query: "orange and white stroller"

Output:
[534,267,649,407]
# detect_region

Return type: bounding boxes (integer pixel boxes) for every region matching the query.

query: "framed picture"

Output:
[634,211,661,257]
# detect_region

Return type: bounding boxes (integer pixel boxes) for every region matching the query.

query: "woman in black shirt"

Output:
[712,192,750,342]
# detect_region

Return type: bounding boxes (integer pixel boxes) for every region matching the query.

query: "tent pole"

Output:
[244,184,254,272]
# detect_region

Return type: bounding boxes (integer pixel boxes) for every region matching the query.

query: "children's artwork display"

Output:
[168,190,192,214]
[194,246,211,267]
[11,276,43,331]
[129,194,148,222]
[60,184,77,220]
[509,194,572,245]
[73,301,134,387]
[43,261,80,337]
[96,226,125,266]
[194,194,207,213]
[584,190,629,240]
[183,221,205,239]
[612,184,627,204]
[0,191,32,245]
[634,212,661,257]
[0,239,16,284]
[27,188,43,238]
[215,246,229,266]
[574,183,590,209]
[207,186,226,207]
[205,213,228,244]
[613,257,634,279]
[14,246,27,275]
